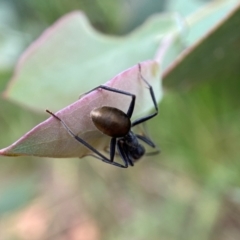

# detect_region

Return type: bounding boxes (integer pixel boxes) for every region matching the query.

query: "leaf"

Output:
[163,0,240,89]
[3,11,179,112]
[186,0,239,45]
[0,60,161,158]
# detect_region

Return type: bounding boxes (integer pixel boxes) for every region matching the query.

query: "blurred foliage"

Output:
[3,13,175,112]
[1,0,166,35]
[0,0,240,240]
[165,1,240,89]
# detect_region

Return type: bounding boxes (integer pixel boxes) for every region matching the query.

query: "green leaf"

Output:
[4,11,180,112]
[163,0,240,89]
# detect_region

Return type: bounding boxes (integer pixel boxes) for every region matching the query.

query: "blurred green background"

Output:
[0,0,240,239]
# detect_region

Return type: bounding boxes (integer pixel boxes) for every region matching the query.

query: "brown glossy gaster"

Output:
[46,63,159,168]
[91,106,131,138]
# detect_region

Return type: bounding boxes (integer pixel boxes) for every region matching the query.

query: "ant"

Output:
[46,63,159,168]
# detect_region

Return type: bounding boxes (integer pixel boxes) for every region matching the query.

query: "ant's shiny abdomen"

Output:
[91,106,131,138]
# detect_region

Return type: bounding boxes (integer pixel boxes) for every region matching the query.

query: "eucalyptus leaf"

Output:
[0,61,161,158]
[164,1,240,89]
[4,11,178,112]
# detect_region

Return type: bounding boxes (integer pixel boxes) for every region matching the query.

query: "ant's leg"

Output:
[90,138,130,167]
[46,110,127,168]
[133,115,160,156]
[80,85,136,118]
[82,138,116,163]
[134,122,156,148]
[135,134,160,156]
[116,140,133,167]
[135,134,155,148]
[138,63,158,111]
[131,63,158,127]
[109,137,116,161]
